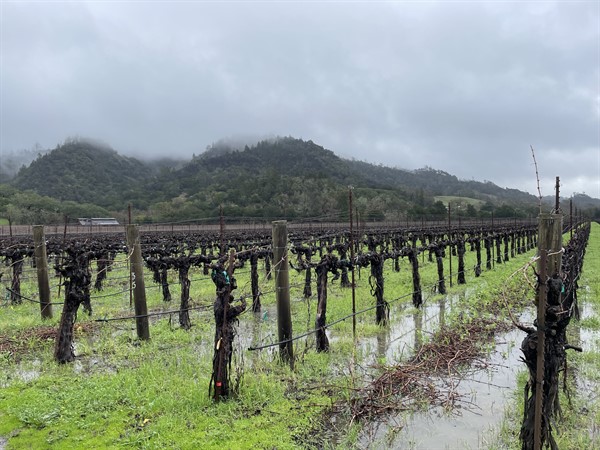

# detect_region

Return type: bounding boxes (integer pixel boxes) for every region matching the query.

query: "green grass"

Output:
[0,218,9,225]
[0,236,541,449]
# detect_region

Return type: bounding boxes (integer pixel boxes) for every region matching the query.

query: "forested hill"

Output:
[344,160,535,204]
[180,137,535,199]
[178,138,357,188]
[171,137,538,210]
[5,136,566,224]
[11,140,152,207]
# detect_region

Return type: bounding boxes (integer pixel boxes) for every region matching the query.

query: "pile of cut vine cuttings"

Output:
[342,316,511,423]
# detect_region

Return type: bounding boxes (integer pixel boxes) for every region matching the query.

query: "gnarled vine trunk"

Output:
[407,248,422,308]
[210,267,246,400]
[370,253,388,326]
[315,260,329,352]
[434,245,446,294]
[457,238,466,285]
[179,265,191,330]
[55,253,92,364]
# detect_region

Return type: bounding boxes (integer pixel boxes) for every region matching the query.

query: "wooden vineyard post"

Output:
[529,212,563,450]
[33,225,52,319]
[220,205,225,255]
[349,187,356,340]
[456,236,466,285]
[448,204,452,287]
[57,215,68,301]
[356,208,360,249]
[569,197,573,240]
[539,213,563,279]
[272,221,294,368]
[250,252,261,312]
[533,246,547,450]
[126,225,150,340]
[491,213,495,268]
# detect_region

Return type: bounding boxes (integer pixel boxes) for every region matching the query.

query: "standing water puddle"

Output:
[366,326,525,449]
[355,290,533,450]
[359,294,459,366]
[230,287,525,450]
[358,285,600,448]
[195,281,598,449]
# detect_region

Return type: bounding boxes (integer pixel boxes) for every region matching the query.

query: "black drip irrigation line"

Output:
[94,304,214,322]
[92,263,130,271]
[1,273,305,309]
[90,288,132,299]
[3,275,38,282]
[246,249,537,353]
[93,274,134,282]
[187,276,219,284]
[4,258,27,268]
[3,287,64,306]
[247,280,443,352]
[1,250,524,310]
[3,242,536,339]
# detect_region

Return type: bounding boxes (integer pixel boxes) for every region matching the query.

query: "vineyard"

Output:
[0,216,596,449]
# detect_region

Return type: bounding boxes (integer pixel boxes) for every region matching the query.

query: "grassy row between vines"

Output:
[493,222,600,449]
[0,234,539,449]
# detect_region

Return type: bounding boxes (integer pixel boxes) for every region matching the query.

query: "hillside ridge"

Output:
[5,136,597,224]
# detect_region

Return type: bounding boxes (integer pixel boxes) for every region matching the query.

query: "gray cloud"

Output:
[1,1,598,197]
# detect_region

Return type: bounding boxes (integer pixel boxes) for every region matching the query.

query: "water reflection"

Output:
[361,326,527,449]
[376,327,390,361]
[439,296,446,329]
[413,308,423,349]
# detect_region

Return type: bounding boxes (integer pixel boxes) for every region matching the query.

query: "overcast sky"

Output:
[1,1,599,198]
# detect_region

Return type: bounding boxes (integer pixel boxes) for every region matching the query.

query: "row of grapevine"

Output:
[1,220,546,363]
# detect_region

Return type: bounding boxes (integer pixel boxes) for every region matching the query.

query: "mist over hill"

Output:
[3,137,597,225]
[12,139,152,207]
[0,144,50,182]
[542,193,600,212]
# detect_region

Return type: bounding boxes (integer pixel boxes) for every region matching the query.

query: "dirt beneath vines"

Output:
[0,322,97,359]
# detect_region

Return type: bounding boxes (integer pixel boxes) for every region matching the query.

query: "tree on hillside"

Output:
[466,204,478,217]
[429,201,447,217]
[495,204,517,218]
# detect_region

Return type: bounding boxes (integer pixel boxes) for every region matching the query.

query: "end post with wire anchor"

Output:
[523,176,563,450]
